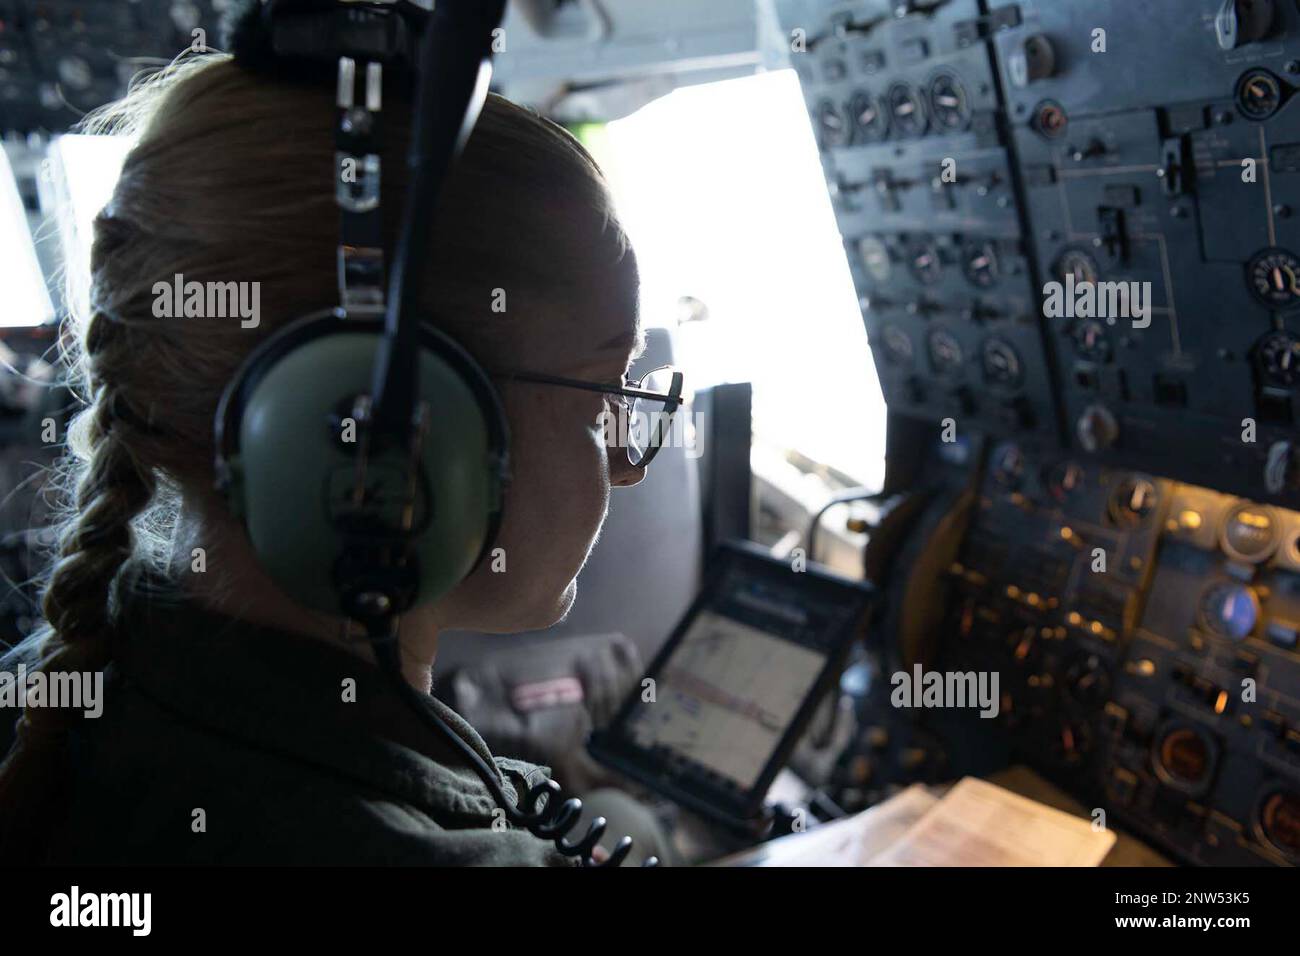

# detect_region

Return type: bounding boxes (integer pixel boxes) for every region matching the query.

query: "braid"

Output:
[42,389,156,660]
[0,312,157,862]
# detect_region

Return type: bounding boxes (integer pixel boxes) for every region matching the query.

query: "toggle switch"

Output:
[1216,0,1276,50]
[1007,34,1056,88]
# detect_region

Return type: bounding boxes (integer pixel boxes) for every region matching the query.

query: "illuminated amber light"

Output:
[1178,510,1202,529]
[1237,510,1271,529]
[1214,691,1228,715]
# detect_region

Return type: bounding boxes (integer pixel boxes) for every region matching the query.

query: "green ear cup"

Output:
[217,317,508,617]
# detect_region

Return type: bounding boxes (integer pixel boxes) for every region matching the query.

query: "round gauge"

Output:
[885,82,927,138]
[1070,319,1112,362]
[991,442,1025,489]
[1236,68,1284,121]
[982,337,1022,387]
[857,235,892,282]
[1155,725,1215,793]
[815,98,851,148]
[849,90,888,143]
[927,72,972,132]
[1198,581,1260,641]
[962,239,1000,288]
[1220,501,1280,562]
[907,237,943,285]
[879,325,914,366]
[1258,789,1300,862]
[1044,461,1086,503]
[1256,330,1300,387]
[927,328,964,375]
[1108,475,1158,528]
[1247,247,1300,308]
[1055,247,1100,286]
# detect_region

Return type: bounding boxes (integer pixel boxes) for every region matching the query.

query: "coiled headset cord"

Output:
[365,623,658,867]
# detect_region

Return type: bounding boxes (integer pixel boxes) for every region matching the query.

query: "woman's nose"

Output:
[608,446,646,488]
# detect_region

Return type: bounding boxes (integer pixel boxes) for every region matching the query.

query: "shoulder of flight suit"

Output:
[43,577,577,867]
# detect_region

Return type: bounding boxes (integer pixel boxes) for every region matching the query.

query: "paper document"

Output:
[710,785,939,866]
[866,777,1116,867]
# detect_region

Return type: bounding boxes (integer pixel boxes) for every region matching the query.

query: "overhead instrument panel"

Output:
[776,0,1063,445]
[780,0,1300,510]
[985,0,1300,508]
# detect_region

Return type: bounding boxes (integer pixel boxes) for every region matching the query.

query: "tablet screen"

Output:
[625,610,829,790]
[590,543,873,823]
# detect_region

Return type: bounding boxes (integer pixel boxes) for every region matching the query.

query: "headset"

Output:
[214,0,654,867]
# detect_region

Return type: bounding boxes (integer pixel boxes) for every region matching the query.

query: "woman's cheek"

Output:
[575,400,613,512]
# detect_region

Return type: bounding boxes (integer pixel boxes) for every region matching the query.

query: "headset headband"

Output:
[226,0,506,450]
[220,0,508,624]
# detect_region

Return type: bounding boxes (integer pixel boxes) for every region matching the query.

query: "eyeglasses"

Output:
[494,365,685,470]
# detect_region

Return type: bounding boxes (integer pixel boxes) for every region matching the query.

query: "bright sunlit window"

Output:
[0,146,55,327]
[595,68,887,487]
[42,133,133,322]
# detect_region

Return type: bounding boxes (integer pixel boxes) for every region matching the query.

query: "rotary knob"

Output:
[1077,404,1119,453]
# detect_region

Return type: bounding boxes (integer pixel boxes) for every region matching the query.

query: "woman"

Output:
[0,49,659,864]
